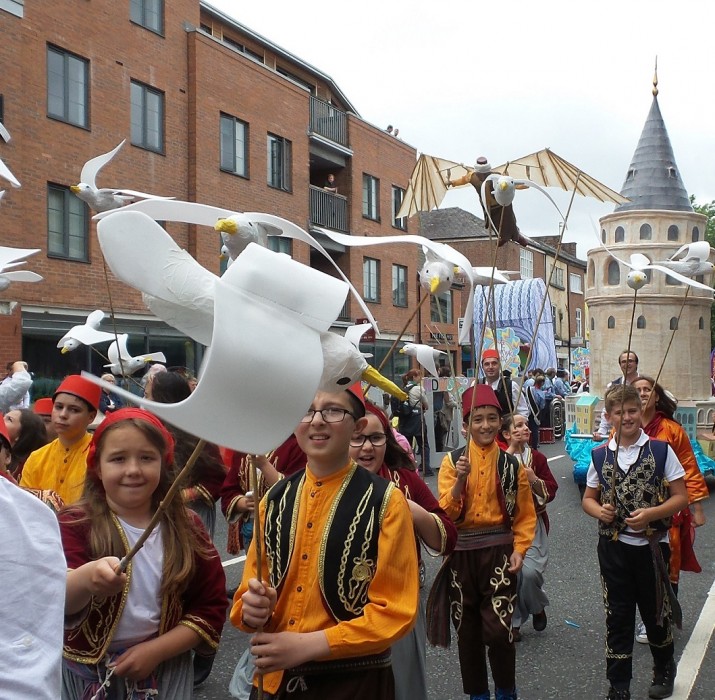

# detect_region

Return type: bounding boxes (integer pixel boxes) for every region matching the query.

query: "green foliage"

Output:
[690,196,715,348]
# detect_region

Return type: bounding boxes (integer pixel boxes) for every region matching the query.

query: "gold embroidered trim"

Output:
[179,617,219,649]
[425,512,448,556]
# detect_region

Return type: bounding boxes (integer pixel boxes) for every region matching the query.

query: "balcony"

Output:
[309,96,348,147]
[309,186,348,233]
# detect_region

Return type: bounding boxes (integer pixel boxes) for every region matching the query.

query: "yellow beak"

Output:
[215,218,237,235]
[361,366,408,402]
[60,346,70,354]
[430,276,441,294]
[69,185,81,193]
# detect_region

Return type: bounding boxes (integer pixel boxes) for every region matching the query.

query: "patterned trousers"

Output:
[597,536,674,690]
[448,544,517,695]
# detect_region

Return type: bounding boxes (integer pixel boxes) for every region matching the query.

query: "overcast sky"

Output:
[209,0,715,259]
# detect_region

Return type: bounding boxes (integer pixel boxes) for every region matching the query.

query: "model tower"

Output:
[585,73,712,407]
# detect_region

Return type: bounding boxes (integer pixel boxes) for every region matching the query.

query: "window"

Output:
[587,260,595,288]
[667,225,679,241]
[130,0,164,34]
[519,249,533,279]
[590,317,595,331]
[570,272,582,293]
[614,226,625,243]
[665,274,682,286]
[607,316,615,329]
[692,226,700,242]
[601,229,606,243]
[392,186,406,230]
[551,304,557,333]
[47,46,89,128]
[47,184,89,261]
[549,265,564,289]
[639,223,652,240]
[362,174,379,220]
[363,258,380,302]
[637,315,646,329]
[431,291,453,323]
[669,317,678,331]
[220,114,248,177]
[130,80,164,153]
[699,316,705,330]
[575,308,582,338]
[268,237,292,255]
[392,264,407,306]
[267,134,292,191]
[607,260,620,285]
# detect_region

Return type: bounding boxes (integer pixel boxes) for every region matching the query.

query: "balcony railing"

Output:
[309,186,348,232]
[309,96,348,147]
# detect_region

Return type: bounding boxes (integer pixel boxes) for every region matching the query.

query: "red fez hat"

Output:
[461,384,502,419]
[346,382,366,406]
[54,375,101,411]
[33,397,54,416]
[481,349,500,362]
[0,416,11,451]
[87,407,175,470]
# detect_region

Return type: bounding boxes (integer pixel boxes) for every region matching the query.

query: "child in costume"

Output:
[582,385,688,700]
[20,375,101,504]
[427,384,536,700]
[59,408,227,699]
[350,401,457,700]
[500,413,557,641]
[232,384,419,699]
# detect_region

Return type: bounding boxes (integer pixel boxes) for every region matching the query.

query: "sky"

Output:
[208,0,715,258]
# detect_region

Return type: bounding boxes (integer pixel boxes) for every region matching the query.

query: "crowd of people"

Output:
[0,348,709,700]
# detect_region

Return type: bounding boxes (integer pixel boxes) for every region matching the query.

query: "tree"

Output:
[690,196,715,347]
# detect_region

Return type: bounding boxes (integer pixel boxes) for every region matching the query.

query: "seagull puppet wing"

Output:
[400,342,447,378]
[315,228,476,345]
[83,243,350,454]
[57,309,116,354]
[97,200,380,335]
[97,211,218,346]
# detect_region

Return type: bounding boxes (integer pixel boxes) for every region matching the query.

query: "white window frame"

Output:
[519,249,533,279]
[364,257,380,302]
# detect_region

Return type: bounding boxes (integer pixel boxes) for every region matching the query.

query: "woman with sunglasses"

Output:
[350,402,457,700]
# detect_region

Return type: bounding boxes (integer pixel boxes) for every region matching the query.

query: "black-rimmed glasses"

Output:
[350,433,388,447]
[300,408,355,423]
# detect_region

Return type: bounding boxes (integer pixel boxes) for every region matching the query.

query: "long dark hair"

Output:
[365,402,415,471]
[634,375,678,421]
[151,371,226,488]
[10,410,48,477]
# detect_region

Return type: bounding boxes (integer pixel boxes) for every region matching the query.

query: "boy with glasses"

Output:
[231,384,419,699]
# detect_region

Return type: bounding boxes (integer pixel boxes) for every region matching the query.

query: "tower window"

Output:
[667,225,679,241]
[669,317,678,330]
[607,316,615,329]
[615,226,625,243]
[636,315,646,329]
[639,223,652,240]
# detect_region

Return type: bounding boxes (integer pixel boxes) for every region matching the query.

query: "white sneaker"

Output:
[636,621,648,644]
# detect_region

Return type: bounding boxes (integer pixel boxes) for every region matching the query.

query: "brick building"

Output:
[419,208,587,374]
[0,1,421,388]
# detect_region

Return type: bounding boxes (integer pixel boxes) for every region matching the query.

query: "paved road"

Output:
[196,441,715,699]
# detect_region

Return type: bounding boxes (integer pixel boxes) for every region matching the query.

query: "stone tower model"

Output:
[585,78,713,408]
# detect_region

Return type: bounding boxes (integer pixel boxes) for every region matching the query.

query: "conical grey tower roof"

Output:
[614,95,692,212]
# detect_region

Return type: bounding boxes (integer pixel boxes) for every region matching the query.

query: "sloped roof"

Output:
[417,208,491,240]
[615,95,692,212]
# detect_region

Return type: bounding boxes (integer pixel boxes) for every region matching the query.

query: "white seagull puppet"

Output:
[94,210,405,399]
[0,247,43,291]
[653,241,714,279]
[105,334,166,376]
[95,199,379,333]
[57,309,116,354]
[70,140,171,212]
[601,239,714,293]
[86,217,397,453]
[400,342,448,378]
[314,228,511,345]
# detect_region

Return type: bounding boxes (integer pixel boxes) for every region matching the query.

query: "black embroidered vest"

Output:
[591,439,671,538]
[481,376,514,415]
[448,446,520,524]
[263,462,393,622]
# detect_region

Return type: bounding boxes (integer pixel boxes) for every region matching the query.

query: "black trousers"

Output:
[597,536,674,690]
[449,544,517,695]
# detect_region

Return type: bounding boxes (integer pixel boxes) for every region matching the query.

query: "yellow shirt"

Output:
[438,441,536,556]
[20,434,92,505]
[231,461,419,694]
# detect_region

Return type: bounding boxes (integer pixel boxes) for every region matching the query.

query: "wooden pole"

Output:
[249,455,265,700]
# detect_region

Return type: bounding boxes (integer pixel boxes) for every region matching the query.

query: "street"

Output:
[197,440,715,699]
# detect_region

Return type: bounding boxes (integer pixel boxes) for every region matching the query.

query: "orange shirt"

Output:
[438,441,536,556]
[650,418,709,504]
[231,461,419,694]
